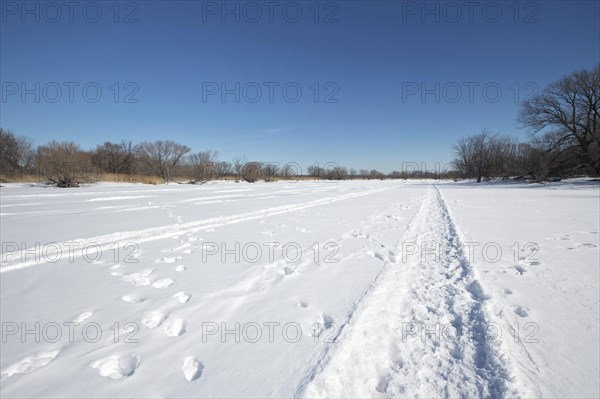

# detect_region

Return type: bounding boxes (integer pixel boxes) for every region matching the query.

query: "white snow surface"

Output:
[1,179,598,397]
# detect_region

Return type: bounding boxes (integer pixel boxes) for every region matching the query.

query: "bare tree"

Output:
[519,64,600,176]
[0,129,35,178]
[452,129,499,182]
[262,163,279,182]
[232,156,246,179]
[369,169,384,179]
[188,150,218,182]
[92,141,135,175]
[349,168,356,180]
[471,131,492,182]
[489,136,518,178]
[216,161,232,178]
[242,161,263,182]
[37,141,97,187]
[327,165,348,180]
[452,136,475,179]
[526,131,574,179]
[307,165,321,179]
[15,135,35,171]
[281,163,300,179]
[137,140,191,182]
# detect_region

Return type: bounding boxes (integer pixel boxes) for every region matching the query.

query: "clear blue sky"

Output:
[1,0,599,173]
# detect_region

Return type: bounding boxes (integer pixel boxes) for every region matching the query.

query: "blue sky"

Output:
[1,0,599,173]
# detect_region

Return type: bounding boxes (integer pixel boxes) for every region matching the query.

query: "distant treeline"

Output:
[0,132,444,187]
[1,65,598,187]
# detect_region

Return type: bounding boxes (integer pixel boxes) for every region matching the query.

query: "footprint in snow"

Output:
[142,312,168,329]
[513,306,529,318]
[297,300,309,308]
[164,319,186,337]
[0,350,60,379]
[122,270,154,287]
[322,313,335,329]
[173,291,191,303]
[90,354,140,379]
[152,278,174,289]
[279,265,300,276]
[372,251,386,261]
[122,295,144,303]
[313,314,336,338]
[182,357,203,381]
[504,288,513,295]
[388,249,397,262]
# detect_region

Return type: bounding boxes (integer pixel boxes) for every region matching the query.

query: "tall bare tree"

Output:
[232,156,246,179]
[519,64,600,175]
[137,140,191,181]
[188,150,218,182]
[452,129,501,182]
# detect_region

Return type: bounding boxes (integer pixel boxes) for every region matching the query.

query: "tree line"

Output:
[0,132,407,187]
[2,65,598,187]
[452,64,599,181]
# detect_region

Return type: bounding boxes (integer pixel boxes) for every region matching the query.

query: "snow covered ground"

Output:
[1,179,598,398]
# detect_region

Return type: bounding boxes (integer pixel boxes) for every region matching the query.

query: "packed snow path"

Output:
[299,186,536,398]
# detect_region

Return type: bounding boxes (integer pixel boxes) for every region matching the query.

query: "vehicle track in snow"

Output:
[1,186,393,272]
[296,186,520,398]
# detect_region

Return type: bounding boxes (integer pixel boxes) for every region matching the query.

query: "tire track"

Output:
[1,186,393,273]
